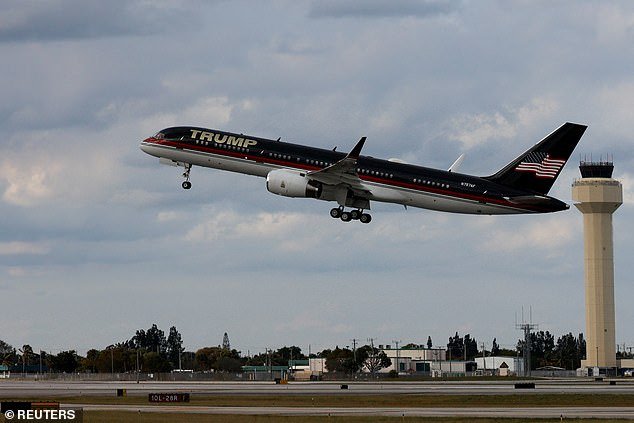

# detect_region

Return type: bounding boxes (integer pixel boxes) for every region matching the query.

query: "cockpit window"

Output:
[154,132,165,139]
[160,127,192,140]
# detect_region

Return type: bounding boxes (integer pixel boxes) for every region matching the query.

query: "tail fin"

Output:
[485,122,587,195]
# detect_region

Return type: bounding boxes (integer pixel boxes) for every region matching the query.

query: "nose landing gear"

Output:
[181,164,192,189]
[329,207,371,223]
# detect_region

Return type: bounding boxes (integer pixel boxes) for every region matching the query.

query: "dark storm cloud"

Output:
[308,0,460,19]
[0,0,202,42]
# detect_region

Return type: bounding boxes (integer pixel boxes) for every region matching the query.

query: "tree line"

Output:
[2,325,621,374]
[446,331,589,370]
[517,331,587,370]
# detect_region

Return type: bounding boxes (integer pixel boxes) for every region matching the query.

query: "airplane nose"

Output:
[139,137,155,154]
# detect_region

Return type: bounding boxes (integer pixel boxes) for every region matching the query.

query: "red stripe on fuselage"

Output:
[145,137,549,213]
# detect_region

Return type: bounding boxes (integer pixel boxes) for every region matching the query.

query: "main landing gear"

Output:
[181,164,192,189]
[330,207,372,224]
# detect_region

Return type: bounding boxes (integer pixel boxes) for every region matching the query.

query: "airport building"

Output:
[242,365,289,381]
[475,356,523,376]
[0,364,8,379]
[303,347,481,377]
[379,345,446,374]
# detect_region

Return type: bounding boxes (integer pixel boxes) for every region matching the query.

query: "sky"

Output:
[1,0,633,357]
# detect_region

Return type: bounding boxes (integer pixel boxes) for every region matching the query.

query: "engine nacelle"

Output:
[266,169,322,198]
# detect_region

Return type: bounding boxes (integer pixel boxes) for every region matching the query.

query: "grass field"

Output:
[81,412,634,423]
[7,393,631,408]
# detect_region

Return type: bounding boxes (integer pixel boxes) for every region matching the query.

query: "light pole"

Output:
[448,346,452,375]
[18,347,27,378]
[350,339,358,374]
[481,343,486,373]
[392,340,401,374]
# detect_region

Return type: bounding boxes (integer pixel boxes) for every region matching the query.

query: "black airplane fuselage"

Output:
[140,123,587,221]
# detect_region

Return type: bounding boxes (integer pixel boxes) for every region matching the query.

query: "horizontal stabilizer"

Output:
[505,195,550,204]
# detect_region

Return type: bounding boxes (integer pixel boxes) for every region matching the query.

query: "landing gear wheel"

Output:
[340,211,352,222]
[181,164,192,190]
[360,213,372,224]
[330,208,342,218]
[350,210,362,220]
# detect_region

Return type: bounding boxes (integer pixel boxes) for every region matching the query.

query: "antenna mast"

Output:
[515,306,538,377]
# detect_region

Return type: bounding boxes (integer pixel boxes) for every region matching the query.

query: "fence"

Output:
[4,372,246,382]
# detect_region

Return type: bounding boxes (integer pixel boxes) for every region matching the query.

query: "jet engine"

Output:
[266,169,322,198]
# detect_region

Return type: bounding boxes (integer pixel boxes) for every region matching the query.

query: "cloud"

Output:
[7,267,28,277]
[0,241,49,256]
[179,210,346,256]
[0,160,57,206]
[275,311,352,335]
[0,133,121,208]
[594,4,634,44]
[483,216,575,253]
[596,82,634,139]
[180,97,235,127]
[156,211,186,223]
[184,210,307,243]
[110,189,167,208]
[447,97,559,149]
[308,0,460,19]
[134,96,239,133]
[0,0,199,42]
[183,205,451,251]
[616,172,633,205]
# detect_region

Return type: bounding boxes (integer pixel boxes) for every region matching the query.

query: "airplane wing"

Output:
[306,137,369,192]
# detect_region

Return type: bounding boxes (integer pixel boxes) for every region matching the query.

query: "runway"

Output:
[2,379,634,397]
[64,403,634,419]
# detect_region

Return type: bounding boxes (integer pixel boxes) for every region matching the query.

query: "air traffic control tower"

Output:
[572,161,622,372]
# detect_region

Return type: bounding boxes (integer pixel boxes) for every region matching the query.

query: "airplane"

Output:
[140,122,587,223]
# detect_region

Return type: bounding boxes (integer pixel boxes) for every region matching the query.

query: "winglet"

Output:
[347,137,366,159]
[307,136,367,180]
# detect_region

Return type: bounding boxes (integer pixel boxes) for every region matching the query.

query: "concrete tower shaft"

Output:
[572,177,622,369]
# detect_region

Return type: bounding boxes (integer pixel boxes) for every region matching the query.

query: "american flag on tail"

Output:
[515,152,566,179]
